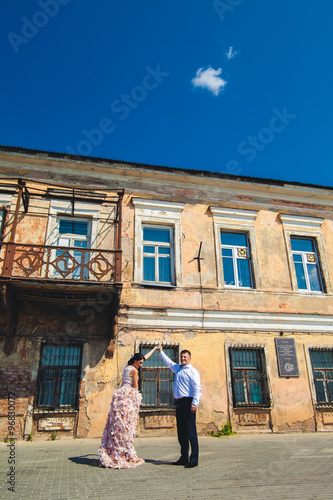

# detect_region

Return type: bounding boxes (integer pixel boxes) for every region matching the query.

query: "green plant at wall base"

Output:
[209,421,235,437]
[27,432,33,441]
[3,434,9,443]
[51,430,57,441]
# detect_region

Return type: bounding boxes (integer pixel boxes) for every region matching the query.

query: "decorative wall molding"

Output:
[280,214,324,229]
[210,206,258,222]
[132,198,185,213]
[120,307,333,333]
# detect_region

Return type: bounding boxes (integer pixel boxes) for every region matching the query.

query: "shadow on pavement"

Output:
[68,454,100,467]
[144,458,173,465]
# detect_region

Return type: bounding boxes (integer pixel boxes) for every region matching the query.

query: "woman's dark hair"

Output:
[128,353,145,365]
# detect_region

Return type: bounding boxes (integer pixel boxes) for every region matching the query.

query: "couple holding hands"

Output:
[99,343,202,469]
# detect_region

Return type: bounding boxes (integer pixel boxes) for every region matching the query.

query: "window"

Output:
[210,207,260,290]
[132,198,184,286]
[45,200,100,280]
[309,348,333,406]
[0,209,6,240]
[142,225,174,284]
[35,344,82,412]
[229,347,270,407]
[280,214,331,294]
[290,237,323,292]
[139,344,178,407]
[221,232,253,288]
[54,217,91,279]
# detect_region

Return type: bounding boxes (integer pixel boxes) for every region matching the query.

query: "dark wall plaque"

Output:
[275,337,300,377]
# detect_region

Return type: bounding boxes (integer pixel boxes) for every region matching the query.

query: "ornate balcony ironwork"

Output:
[0,242,122,283]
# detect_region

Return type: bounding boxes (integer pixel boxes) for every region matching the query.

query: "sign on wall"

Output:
[275,337,300,377]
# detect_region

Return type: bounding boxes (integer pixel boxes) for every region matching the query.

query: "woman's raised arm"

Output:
[143,344,159,361]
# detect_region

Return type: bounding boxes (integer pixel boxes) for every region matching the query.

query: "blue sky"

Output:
[1,0,333,186]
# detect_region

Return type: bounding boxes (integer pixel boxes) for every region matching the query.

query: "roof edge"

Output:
[0,144,332,192]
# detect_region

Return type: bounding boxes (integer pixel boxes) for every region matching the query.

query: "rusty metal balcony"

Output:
[0,242,122,284]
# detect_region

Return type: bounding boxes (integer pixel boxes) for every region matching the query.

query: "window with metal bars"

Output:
[139,344,178,407]
[229,347,270,407]
[309,348,333,406]
[35,344,82,412]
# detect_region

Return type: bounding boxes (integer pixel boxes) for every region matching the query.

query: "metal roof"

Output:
[0,144,332,191]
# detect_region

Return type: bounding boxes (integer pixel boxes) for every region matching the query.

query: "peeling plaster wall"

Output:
[1,151,333,438]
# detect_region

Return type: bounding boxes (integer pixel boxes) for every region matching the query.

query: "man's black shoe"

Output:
[184,462,198,468]
[171,458,188,465]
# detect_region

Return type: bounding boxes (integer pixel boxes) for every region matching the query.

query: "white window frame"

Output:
[280,214,331,294]
[0,194,12,240]
[220,231,253,288]
[142,224,174,285]
[290,236,323,293]
[210,207,260,290]
[45,200,100,278]
[132,198,184,286]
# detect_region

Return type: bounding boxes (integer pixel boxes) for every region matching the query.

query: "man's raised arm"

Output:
[157,344,177,373]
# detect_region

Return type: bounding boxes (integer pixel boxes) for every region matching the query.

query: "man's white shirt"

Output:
[159,351,202,407]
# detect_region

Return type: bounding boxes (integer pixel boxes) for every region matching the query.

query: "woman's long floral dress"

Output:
[99,365,144,469]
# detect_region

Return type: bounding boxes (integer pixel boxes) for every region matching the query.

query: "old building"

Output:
[1,145,333,439]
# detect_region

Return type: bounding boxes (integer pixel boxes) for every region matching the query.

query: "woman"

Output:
[99,345,158,469]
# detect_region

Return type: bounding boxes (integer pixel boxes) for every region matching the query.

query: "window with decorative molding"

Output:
[309,348,333,407]
[290,237,324,292]
[45,200,100,280]
[132,198,184,286]
[229,347,270,408]
[142,225,174,285]
[280,214,330,294]
[54,217,91,279]
[139,343,178,407]
[210,207,260,289]
[221,231,254,288]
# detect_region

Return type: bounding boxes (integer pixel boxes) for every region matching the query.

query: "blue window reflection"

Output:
[142,226,173,284]
[221,232,253,288]
[290,237,323,292]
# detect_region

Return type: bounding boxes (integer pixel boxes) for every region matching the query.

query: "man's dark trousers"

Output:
[175,397,199,464]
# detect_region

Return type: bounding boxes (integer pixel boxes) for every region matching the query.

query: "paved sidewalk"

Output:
[1,433,333,500]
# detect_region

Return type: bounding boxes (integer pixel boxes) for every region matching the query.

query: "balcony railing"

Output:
[0,242,122,283]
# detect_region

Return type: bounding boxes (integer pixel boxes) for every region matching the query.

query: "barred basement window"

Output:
[35,344,82,412]
[229,347,270,407]
[309,348,333,406]
[139,344,178,407]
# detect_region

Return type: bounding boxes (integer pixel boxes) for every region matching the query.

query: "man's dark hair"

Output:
[180,349,191,357]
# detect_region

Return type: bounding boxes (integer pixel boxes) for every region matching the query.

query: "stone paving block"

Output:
[1,434,333,499]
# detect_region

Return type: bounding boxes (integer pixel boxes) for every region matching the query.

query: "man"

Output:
[157,344,202,468]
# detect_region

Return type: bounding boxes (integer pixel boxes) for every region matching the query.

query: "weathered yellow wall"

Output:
[1,152,333,438]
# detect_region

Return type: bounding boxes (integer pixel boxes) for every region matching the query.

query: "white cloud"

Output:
[191,66,227,96]
[226,46,238,59]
